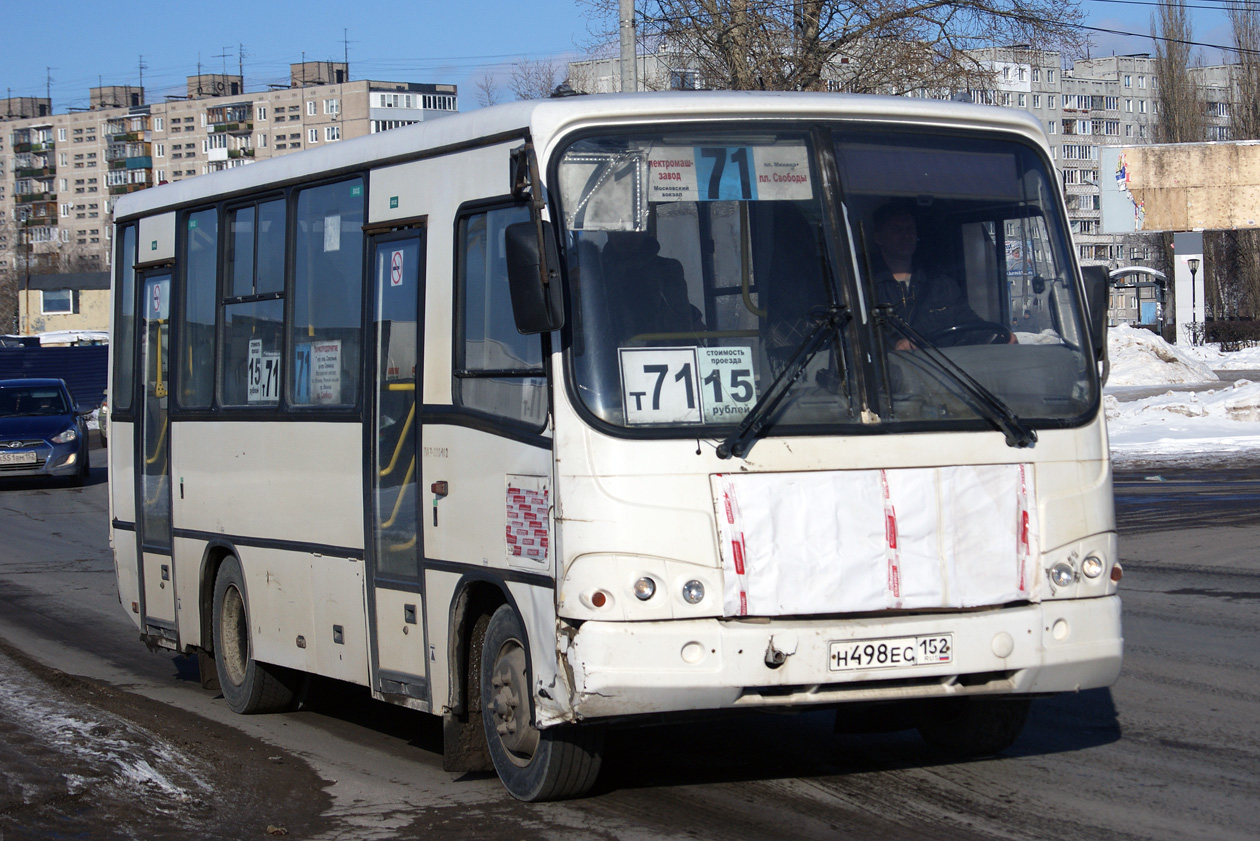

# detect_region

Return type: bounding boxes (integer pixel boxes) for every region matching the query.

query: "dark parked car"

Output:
[0,378,92,485]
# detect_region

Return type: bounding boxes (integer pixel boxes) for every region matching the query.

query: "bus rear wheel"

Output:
[479,604,603,801]
[914,696,1031,757]
[212,557,301,714]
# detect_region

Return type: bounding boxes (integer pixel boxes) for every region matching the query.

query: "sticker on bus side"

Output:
[506,475,549,566]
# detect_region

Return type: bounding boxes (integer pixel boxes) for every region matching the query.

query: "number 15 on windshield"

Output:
[619,347,757,425]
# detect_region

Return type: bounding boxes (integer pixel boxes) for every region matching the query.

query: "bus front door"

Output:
[366,228,429,706]
[137,270,176,645]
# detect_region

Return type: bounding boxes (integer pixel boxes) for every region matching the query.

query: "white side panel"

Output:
[170,421,363,550]
[712,465,1037,617]
[113,535,141,631]
[109,421,136,523]
[236,546,369,686]
[137,212,176,263]
[142,551,177,623]
[375,587,426,682]
[425,569,459,712]
[173,536,205,648]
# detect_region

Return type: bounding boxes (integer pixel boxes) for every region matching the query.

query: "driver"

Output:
[869,201,1001,348]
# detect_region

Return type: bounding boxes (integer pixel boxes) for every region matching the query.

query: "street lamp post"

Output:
[1188,257,1201,345]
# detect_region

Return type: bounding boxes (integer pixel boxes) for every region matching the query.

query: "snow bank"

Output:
[1105,379,1260,463]
[1106,324,1218,386]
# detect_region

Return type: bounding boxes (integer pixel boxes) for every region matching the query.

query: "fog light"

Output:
[1049,562,1075,588]
[682,580,705,604]
[633,577,656,600]
[1081,555,1104,579]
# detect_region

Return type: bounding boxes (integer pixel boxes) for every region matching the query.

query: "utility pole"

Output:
[619,0,637,93]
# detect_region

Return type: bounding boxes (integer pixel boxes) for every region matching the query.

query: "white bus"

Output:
[108,92,1122,801]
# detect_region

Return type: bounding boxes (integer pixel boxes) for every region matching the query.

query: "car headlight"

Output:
[51,426,78,444]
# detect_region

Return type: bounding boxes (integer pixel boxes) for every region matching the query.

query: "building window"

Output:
[1138,76,1146,88]
[154,117,164,131]
[41,289,75,314]
[1033,68,1041,82]
[256,106,267,121]
[324,125,341,141]
[324,98,339,115]
[308,128,319,144]
[156,143,165,157]
[258,134,268,148]
[1124,75,1131,87]
[307,101,317,116]
[1033,94,1041,109]
[1139,100,1147,114]
[1048,121,1056,134]
[1018,93,1026,107]
[58,128,66,141]
[1047,95,1056,109]
[1047,69,1055,83]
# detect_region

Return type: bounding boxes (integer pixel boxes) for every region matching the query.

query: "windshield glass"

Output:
[839,129,1093,427]
[0,386,69,417]
[555,124,1094,438]
[557,129,858,431]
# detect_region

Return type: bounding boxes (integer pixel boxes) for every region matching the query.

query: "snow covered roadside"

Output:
[1105,325,1260,466]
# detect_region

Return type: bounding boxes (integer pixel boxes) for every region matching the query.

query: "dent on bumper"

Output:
[556,596,1122,722]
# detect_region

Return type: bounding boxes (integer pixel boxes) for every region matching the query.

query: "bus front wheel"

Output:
[479,604,603,801]
[212,557,301,714]
[914,696,1031,757]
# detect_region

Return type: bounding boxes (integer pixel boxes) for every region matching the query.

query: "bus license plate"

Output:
[829,634,953,671]
[0,452,36,466]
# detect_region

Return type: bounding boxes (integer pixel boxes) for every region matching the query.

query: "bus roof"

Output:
[113,91,1049,222]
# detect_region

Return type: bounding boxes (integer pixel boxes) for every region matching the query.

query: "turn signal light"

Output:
[1110,562,1124,583]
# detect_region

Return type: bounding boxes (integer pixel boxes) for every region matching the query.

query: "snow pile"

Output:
[1106,324,1218,386]
[1106,379,1260,464]
[1178,340,1260,371]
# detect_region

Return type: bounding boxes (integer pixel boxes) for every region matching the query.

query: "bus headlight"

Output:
[1049,562,1075,588]
[1081,554,1105,579]
[633,577,656,601]
[682,580,705,604]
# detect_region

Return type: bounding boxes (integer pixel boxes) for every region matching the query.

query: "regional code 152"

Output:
[829,634,953,671]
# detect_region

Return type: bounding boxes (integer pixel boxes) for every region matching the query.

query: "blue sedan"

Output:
[0,378,92,485]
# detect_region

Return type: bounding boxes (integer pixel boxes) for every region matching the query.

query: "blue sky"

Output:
[0,1,1244,113]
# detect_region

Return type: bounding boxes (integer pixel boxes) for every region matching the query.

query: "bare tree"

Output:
[475,73,503,108]
[578,0,1085,94]
[1229,0,1260,141]
[1151,0,1204,144]
[510,58,563,100]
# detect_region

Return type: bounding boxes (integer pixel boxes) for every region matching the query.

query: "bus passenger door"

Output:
[366,228,429,706]
[137,270,176,644]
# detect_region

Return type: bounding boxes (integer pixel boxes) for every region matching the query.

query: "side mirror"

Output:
[1080,265,1109,363]
[505,220,564,334]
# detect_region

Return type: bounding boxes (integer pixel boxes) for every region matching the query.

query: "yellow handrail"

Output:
[379,391,415,478]
[740,204,767,318]
[379,456,416,529]
[145,416,168,466]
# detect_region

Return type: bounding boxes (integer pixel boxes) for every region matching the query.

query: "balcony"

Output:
[16,166,55,178]
[15,192,55,204]
[210,121,254,135]
[227,148,255,159]
[109,183,149,196]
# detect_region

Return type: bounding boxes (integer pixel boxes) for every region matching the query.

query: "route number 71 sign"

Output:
[619,347,757,425]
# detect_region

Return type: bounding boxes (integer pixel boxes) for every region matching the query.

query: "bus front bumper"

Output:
[553,596,1121,724]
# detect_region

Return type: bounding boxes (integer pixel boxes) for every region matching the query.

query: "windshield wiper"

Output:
[717,304,849,460]
[874,306,1036,449]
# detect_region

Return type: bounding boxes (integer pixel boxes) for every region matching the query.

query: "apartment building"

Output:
[1,61,457,333]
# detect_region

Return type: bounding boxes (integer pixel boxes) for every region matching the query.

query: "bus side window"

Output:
[177,207,217,409]
[290,178,364,407]
[455,204,547,426]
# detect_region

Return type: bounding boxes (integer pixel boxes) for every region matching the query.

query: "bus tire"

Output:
[914,696,1031,757]
[480,604,603,801]
[212,557,300,714]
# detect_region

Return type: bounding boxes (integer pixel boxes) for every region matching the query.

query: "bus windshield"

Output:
[555,125,1094,438]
